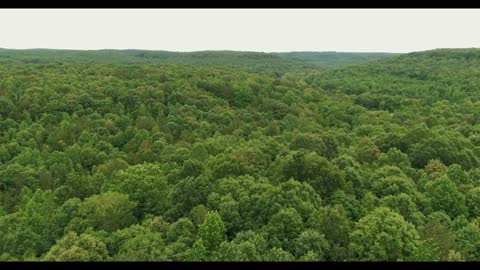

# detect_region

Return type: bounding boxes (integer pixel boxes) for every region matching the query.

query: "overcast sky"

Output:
[1,9,480,53]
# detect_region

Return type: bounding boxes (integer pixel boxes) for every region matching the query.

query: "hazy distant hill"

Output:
[275,51,401,67]
[0,48,292,65]
[0,48,399,69]
[0,49,318,76]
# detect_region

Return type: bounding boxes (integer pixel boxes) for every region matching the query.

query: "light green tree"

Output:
[349,207,419,261]
[198,211,227,253]
[43,232,110,261]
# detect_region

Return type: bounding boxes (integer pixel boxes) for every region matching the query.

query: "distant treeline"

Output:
[0,48,399,68]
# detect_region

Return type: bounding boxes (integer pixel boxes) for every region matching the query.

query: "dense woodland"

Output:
[1,48,480,261]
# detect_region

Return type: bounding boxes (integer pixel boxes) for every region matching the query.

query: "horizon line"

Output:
[0,47,413,54]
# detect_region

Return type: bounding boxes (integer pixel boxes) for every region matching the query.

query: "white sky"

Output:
[1,9,480,53]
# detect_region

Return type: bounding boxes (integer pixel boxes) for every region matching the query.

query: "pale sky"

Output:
[1,9,480,53]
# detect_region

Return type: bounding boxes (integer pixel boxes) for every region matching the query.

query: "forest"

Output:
[1,48,480,261]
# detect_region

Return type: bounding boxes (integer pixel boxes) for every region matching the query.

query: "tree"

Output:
[351,137,380,164]
[264,208,303,253]
[191,143,209,162]
[371,175,416,198]
[274,151,348,198]
[349,207,419,261]
[466,187,480,218]
[0,189,59,258]
[263,247,294,262]
[425,176,467,218]
[214,240,261,261]
[169,175,214,218]
[330,190,361,220]
[102,163,169,217]
[424,159,448,178]
[186,238,208,261]
[446,250,464,261]
[308,205,353,260]
[293,229,329,260]
[408,240,439,261]
[167,217,196,246]
[420,211,456,261]
[189,204,209,226]
[288,132,327,157]
[114,232,167,261]
[380,193,424,225]
[299,250,322,261]
[198,211,227,253]
[447,164,471,185]
[43,232,110,261]
[74,192,137,232]
[257,179,322,224]
[378,147,411,170]
[217,193,242,236]
[455,222,480,261]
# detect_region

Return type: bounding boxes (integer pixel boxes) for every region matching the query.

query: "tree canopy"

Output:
[1,48,480,261]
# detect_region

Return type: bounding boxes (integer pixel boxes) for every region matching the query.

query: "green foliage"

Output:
[264,208,304,253]
[349,207,419,261]
[2,48,480,261]
[214,240,261,261]
[455,222,480,261]
[114,231,167,261]
[293,229,330,260]
[425,176,467,218]
[71,192,137,232]
[186,239,208,261]
[43,232,110,261]
[424,160,448,178]
[274,151,348,198]
[263,247,295,262]
[102,163,168,217]
[308,205,353,260]
[198,211,227,253]
[408,240,439,261]
[420,212,457,261]
[352,137,381,164]
[167,217,196,246]
[466,188,480,218]
[0,189,60,258]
